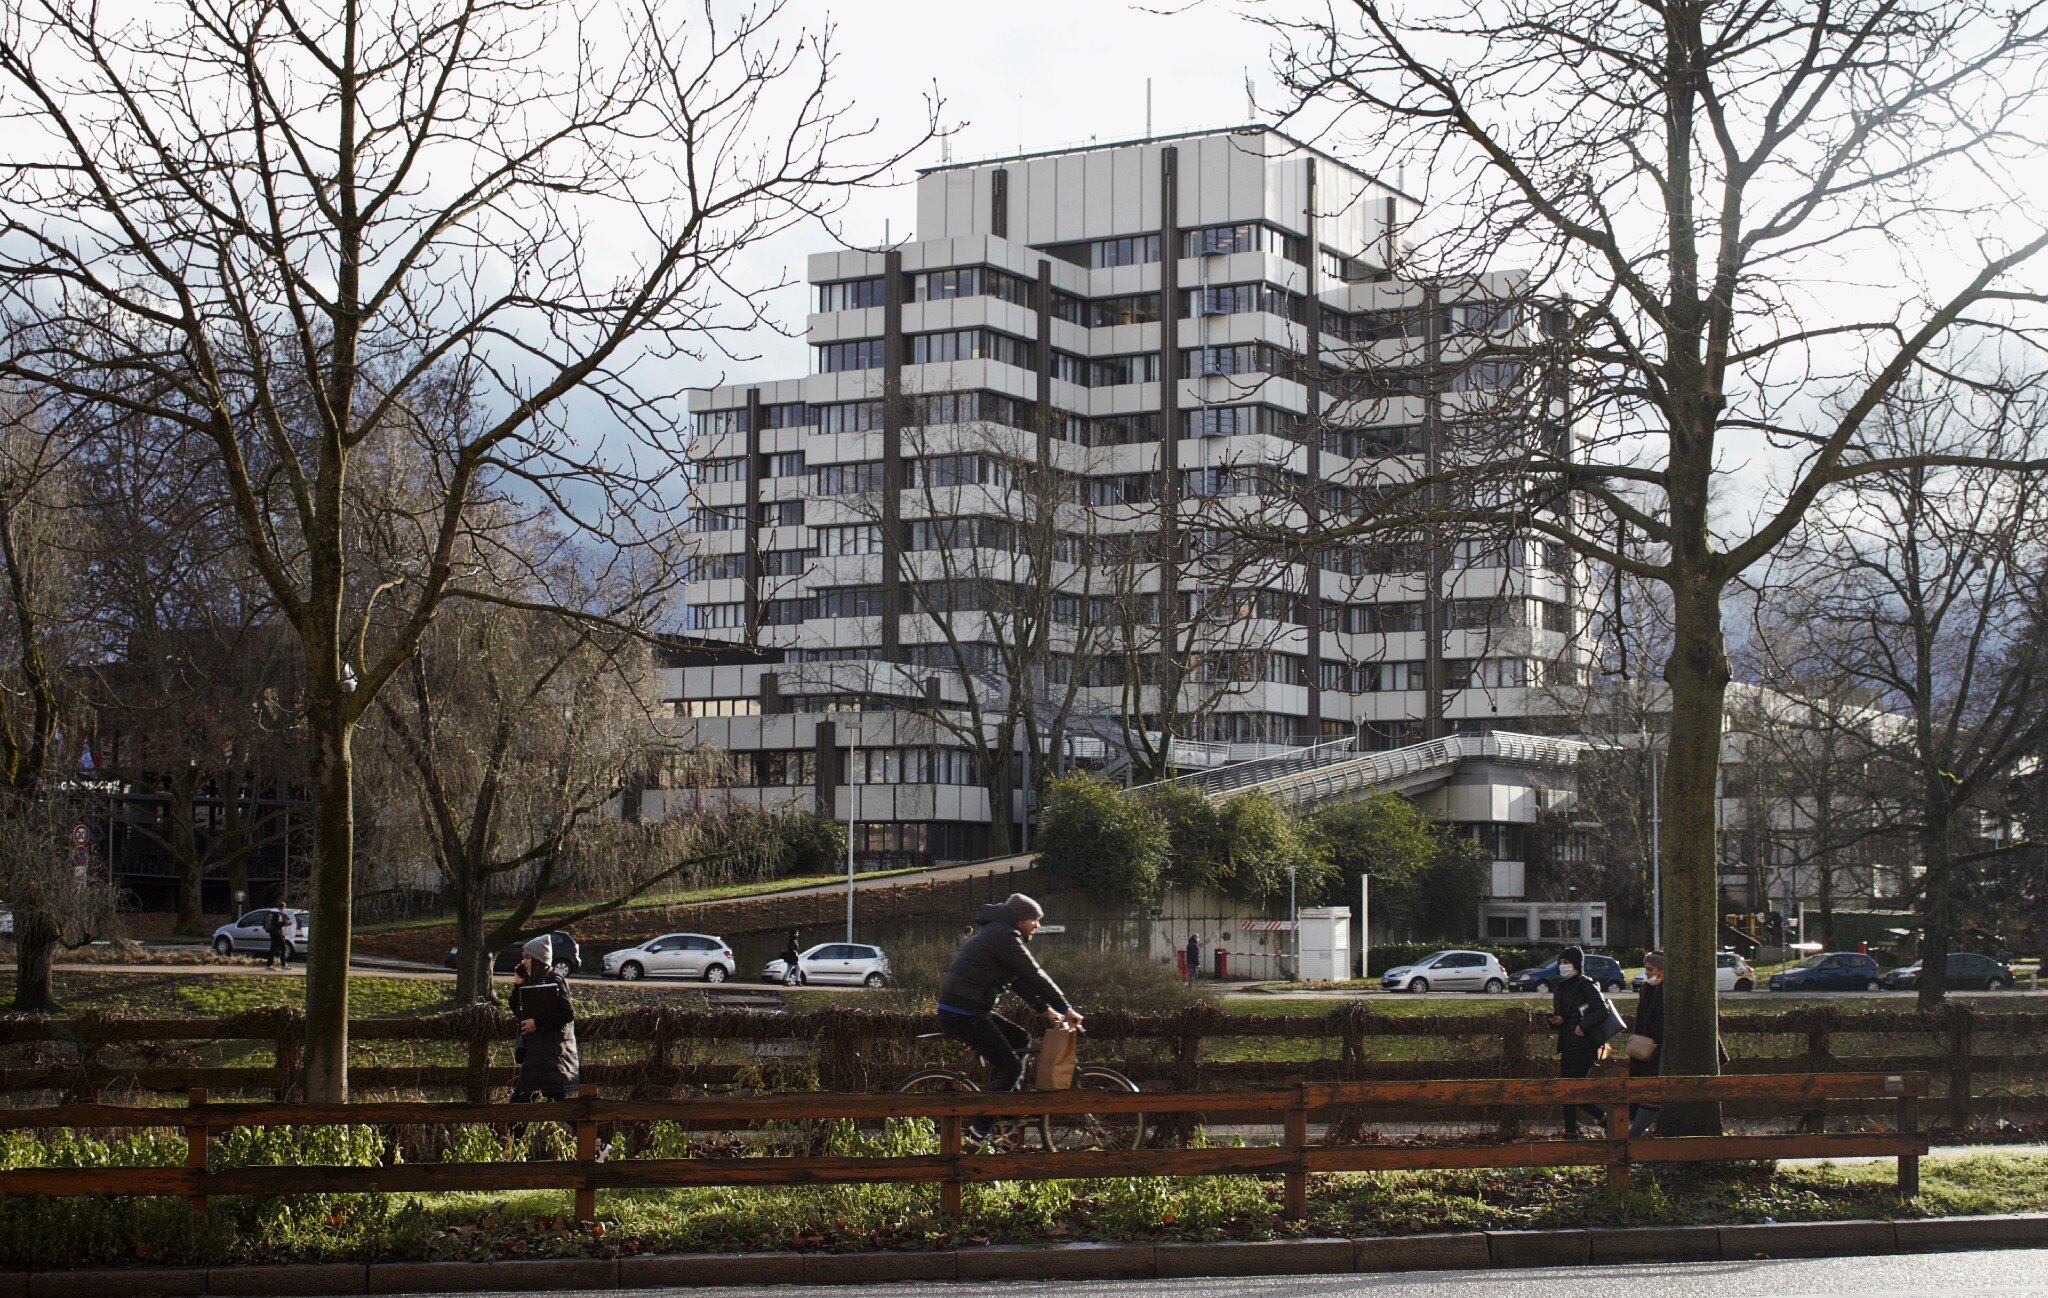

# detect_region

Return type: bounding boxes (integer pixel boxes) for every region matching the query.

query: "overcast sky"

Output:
[704,0,1294,387]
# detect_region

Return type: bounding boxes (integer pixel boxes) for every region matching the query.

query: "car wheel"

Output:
[863,972,886,988]
[1863,978,1881,992]
[1987,977,2010,991]
[1735,979,1753,992]
[703,964,729,984]
[1409,977,1429,994]
[1483,977,1506,994]
[619,961,643,981]
[212,937,234,956]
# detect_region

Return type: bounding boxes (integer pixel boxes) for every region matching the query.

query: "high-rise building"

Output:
[670,126,1591,888]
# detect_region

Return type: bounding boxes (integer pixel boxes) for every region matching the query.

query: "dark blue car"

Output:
[1507,954,1626,994]
[1768,951,1881,992]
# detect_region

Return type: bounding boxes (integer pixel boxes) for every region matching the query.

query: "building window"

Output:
[762,598,809,626]
[910,454,1014,490]
[672,697,762,718]
[1182,223,1307,263]
[910,328,1034,368]
[814,586,885,619]
[695,457,746,484]
[1485,914,1530,940]
[694,409,748,436]
[1086,412,1159,446]
[817,401,885,433]
[764,402,814,428]
[1323,424,1422,458]
[1366,660,1426,692]
[685,602,744,630]
[1184,343,1291,377]
[812,462,884,495]
[816,524,884,556]
[689,508,744,533]
[761,549,812,576]
[911,266,1032,306]
[1042,233,1162,269]
[816,338,887,372]
[687,552,748,581]
[1183,406,1303,439]
[818,277,885,311]
[758,501,803,528]
[1183,283,1306,322]
[765,451,806,477]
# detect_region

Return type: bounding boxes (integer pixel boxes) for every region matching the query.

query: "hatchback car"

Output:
[212,908,309,957]
[1380,950,1510,994]
[1509,953,1627,994]
[1630,951,1754,993]
[1768,951,1882,992]
[603,932,734,982]
[1880,952,2015,992]
[761,942,893,988]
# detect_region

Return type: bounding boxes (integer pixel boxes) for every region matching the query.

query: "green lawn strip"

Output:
[0,1128,2040,1270]
[353,868,934,936]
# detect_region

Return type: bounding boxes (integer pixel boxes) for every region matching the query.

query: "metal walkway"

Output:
[1129,731,1591,810]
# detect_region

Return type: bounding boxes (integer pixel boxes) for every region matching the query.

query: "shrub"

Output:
[774,809,847,876]
[1311,795,1489,941]
[1036,771,1168,903]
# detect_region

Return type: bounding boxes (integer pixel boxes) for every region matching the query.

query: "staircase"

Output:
[1130,731,1591,811]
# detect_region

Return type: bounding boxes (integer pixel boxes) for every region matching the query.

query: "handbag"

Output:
[1034,1025,1078,1090]
[1581,994,1628,1046]
[1625,1033,1659,1062]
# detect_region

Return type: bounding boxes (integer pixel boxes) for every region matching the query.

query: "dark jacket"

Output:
[1551,972,1604,1054]
[509,970,579,1096]
[1635,981,1665,1044]
[937,903,1072,1016]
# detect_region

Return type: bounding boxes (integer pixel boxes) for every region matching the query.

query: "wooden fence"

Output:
[0,1072,1929,1222]
[0,1003,2036,1130]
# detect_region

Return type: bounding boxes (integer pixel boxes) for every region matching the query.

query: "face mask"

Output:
[1647,970,1664,985]
[1558,962,1578,979]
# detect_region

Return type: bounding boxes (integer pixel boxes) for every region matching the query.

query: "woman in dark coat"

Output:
[1629,950,1666,1136]
[1548,945,1607,1137]
[509,935,579,1102]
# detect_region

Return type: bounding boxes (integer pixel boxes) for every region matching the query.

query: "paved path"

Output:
[390,1248,2048,1297]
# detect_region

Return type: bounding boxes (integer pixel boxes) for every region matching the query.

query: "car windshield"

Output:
[1792,954,1826,969]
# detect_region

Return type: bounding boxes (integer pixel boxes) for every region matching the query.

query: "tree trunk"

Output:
[1658,576,1731,1135]
[10,901,60,1012]
[300,708,356,1102]
[453,868,492,1004]
[1914,821,1955,1012]
[170,766,204,937]
[983,748,1013,857]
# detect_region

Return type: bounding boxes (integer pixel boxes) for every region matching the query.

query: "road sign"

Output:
[71,824,88,848]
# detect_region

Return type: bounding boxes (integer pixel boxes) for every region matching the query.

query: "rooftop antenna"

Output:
[1146,78,1153,138]
[884,218,891,248]
[939,127,953,164]
[1245,67,1255,122]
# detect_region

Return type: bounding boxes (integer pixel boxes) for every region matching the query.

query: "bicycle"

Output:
[896,1028,1147,1151]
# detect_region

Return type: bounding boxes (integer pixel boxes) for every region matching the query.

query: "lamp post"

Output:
[1287,861,1300,981]
[843,718,863,943]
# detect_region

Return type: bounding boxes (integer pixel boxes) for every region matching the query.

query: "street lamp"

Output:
[1287,861,1300,981]
[842,717,863,943]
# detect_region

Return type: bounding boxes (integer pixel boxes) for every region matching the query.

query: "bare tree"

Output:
[1754,381,2048,1007]
[0,0,931,1096]
[1265,0,2048,1130]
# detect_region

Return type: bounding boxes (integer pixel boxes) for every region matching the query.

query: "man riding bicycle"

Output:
[936,893,1083,1142]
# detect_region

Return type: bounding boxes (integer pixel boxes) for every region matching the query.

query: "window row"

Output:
[1184,223,1309,263]
[843,745,982,786]
[1050,291,1163,328]
[1041,232,1162,269]
[672,697,761,718]
[1185,343,1292,377]
[1323,424,1423,458]
[911,328,1035,368]
[1054,350,1163,387]
[817,338,887,372]
[817,277,886,312]
[1184,282,1307,323]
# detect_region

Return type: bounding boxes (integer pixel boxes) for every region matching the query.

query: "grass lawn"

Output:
[0,1123,2040,1270]
[353,867,933,935]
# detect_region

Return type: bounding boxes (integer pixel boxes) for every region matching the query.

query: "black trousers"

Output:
[939,1010,1030,1135]
[1559,1046,1605,1134]
[269,937,290,968]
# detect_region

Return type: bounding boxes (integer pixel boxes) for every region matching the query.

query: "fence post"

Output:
[1283,1084,1309,1219]
[185,1087,208,1212]
[1497,1014,1530,1140]
[575,1091,598,1223]
[1897,1091,1920,1197]
[938,1114,963,1219]
[1948,1009,1973,1134]
[1605,1084,1631,1192]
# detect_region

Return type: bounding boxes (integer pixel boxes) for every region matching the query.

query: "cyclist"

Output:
[936,893,1082,1142]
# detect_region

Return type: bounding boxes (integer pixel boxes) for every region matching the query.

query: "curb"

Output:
[11,1214,2048,1292]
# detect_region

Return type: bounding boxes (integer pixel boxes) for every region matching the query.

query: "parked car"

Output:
[1768,951,1882,992]
[1380,950,1511,994]
[441,930,581,978]
[0,904,12,936]
[211,908,309,957]
[761,942,893,988]
[602,932,734,982]
[1880,952,2015,992]
[1509,953,1627,994]
[1630,951,1755,994]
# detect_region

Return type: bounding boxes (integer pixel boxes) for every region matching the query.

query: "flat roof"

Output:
[919,123,1419,204]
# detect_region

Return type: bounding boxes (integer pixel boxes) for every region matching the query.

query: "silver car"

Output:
[761,942,892,988]
[603,932,734,983]
[1380,949,1510,994]
[211,908,309,957]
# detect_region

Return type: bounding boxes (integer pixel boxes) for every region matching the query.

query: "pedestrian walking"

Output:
[1186,932,1203,984]
[780,929,805,986]
[264,902,291,971]
[1548,945,1609,1137]
[509,935,579,1103]
[1626,951,1665,1137]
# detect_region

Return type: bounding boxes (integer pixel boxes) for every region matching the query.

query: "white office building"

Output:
[670,126,1592,883]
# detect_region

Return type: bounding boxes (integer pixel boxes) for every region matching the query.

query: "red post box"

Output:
[1215,948,1228,979]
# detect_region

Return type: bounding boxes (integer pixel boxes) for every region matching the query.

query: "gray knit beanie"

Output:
[523,935,554,965]
[1004,893,1045,922]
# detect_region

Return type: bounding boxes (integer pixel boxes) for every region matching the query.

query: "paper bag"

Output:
[1035,1025,1078,1090]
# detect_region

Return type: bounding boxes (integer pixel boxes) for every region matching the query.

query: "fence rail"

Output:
[0,1072,1930,1222]
[0,1005,2035,1130]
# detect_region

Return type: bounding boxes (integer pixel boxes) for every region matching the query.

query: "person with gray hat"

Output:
[508,934,579,1104]
[1626,951,1666,1137]
[936,893,1083,1142]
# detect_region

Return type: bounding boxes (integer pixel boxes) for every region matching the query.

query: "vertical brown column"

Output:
[1034,259,1055,468]
[1301,160,1325,742]
[743,386,765,641]
[814,718,839,815]
[1422,283,1448,741]
[1156,146,1183,738]
[991,168,1010,239]
[881,249,907,663]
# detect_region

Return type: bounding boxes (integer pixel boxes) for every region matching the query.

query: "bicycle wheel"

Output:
[1039,1065,1146,1152]
[894,1068,978,1147]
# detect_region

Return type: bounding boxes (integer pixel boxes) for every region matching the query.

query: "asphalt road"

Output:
[390,1248,2048,1297]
